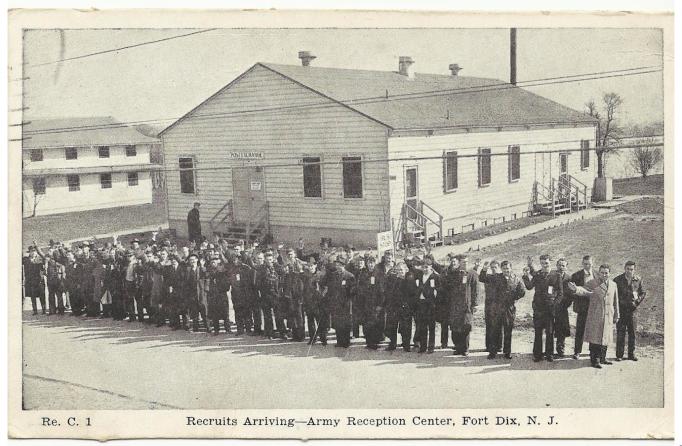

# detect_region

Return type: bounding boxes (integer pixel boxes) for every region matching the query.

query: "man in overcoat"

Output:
[23,244,46,315]
[187,202,202,244]
[446,255,478,355]
[613,260,646,361]
[574,264,620,368]
[184,254,209,332]
[479,260,526,359]
[523,255,556,361]
[437,255,458,349]
[321,257,356,348]
[302,261,328,345]
[414,258,440,353]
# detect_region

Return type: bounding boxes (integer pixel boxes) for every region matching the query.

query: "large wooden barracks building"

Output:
[161,52,597,247]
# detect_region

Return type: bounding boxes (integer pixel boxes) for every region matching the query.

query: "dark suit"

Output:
[321,267,355,347]
[613,273,646,358]
[187,208,202,244]
[163,263,186,328]
[479,269,525,355]
[570,269,596,355]
[523,268,555,359]
[413,270,440,352]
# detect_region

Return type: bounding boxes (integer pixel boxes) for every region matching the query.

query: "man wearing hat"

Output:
[357,255,382,349]
[414,258,440,353]
[446,255,479,356]
[320,256,356,348]
[23,243,46,315]
[256,252,283,339]
[187,202,202,244]
[302,261,328,345]
[184,254,210,332]
[122,250,140,321]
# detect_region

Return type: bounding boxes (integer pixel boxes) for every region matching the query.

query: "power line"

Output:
[26,29,217,68]
[20,66,661,137]
[79,142,659,175]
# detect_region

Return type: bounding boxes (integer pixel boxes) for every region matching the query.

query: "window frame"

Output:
[302,156,323,199]
[67,174,80,192]
[179,156,197,195]
[443,150,458,193]
[478,147,492,187]
[32,177,46,195]
[508,145,521,183]
[580,139,590,170]
[341,155,364,199]
[29,149,43,162]
[125,145,137,157]
[127,172,139,187]
[98,146,110,158]
[64,147,78,160]
[100,173,112,189]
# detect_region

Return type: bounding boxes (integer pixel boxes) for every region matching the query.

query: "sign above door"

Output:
[230,152,264,160]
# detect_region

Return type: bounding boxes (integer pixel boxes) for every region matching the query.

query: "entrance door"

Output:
[232,167,265,223]
[405,166,419,219]
[559,153,569,178]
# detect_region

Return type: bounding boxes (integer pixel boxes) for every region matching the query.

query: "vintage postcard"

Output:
[7,8,674,440]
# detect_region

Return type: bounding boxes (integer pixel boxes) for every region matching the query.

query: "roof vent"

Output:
[298,51,316,67]
[449,63,463,76]
[398,56,415,78]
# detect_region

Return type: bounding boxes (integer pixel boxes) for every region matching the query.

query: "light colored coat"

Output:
[576,278,620,346]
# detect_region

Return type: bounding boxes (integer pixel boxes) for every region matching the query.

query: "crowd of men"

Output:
[22,235,647,369]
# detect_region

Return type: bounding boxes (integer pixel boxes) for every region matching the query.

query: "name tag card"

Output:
[461,276,467,284]
[370,276,375,285]
[342,280,346,286]
[420,294,425,300]
[547,285,554,294]
[430,279,435,287]
[236,274,240,282]
[633,291,639,300]
[416,280,420,286]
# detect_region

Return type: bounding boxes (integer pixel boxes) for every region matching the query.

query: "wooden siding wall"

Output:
[387,126,597,234]
[162,65,390,238]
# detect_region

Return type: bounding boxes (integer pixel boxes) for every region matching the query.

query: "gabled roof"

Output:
[261,63,597,130]
[161,62,597,135]
[24,117,160,149]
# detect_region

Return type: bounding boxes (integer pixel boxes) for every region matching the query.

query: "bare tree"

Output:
[585,93,624,178]
[629,137,663,178]
[23,187,45,218]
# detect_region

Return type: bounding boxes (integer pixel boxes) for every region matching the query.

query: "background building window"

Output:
[127,172,139,186]
[508,145,521,182]
[581,140,590,169]
[342,156,363,198]
[65,147,78,160]
[29,149,43,162]
[179,157,196,194]
[98,146,110,158]
[32,177,46,195]
[126,145,137,157]
[67,175,80,192]
[478,148,492,186]
[100,173,112,189]
[302,157,322,198]
[443,151,458,191]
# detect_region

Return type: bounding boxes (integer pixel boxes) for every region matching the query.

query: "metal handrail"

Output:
[209,199,233,231]
[419,200,444,240]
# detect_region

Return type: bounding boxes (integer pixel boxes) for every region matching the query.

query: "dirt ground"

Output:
[613,174,663,196]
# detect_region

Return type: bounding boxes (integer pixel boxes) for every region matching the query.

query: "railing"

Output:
[568,174,590,207]
[419,200,444,242]
[246,201,270,241]
[533,180,556,217]
[209,199,233,232]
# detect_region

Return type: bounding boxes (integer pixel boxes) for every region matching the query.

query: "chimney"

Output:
[449,63,463,76]
[298,51,316,67]
[510,28,517,85]
[398,56,415,78]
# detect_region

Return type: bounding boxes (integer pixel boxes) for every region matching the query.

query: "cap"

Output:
[28,246,36,252]
[131,238,140,244]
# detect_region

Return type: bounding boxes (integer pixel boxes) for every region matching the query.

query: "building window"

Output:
[478,148,492,187]
[98,146,110,158]
[126,145,137,157]
[29,149,43,162]
[65,147,78,160]
[443,151,458,191]
[100,173,112,189]
[67,175,80,192]
[32,177,46,195]
[179,157,196,194]
[581,140,590,169]
[342,156,363,199]
[302,157,322,198]
[128,172,139,186]
[508,145,521,182]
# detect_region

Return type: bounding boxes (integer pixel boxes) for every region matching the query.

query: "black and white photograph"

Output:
[7,7,675,440]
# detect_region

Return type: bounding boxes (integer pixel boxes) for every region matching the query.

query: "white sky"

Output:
[22,28,664,129]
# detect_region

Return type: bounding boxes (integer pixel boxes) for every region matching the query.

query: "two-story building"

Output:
[22,117,162,217]
[160,54,597,247]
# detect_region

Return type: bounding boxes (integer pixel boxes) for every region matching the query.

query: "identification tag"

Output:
[342,280,346,286]
[547,285,554,294]
[633,291,639,300]
[430,279,435,287]
[461,276,467,284]
[416,279,420,286]
[236,274,240,282]
[370,276,375,285]
[420,295,425,300]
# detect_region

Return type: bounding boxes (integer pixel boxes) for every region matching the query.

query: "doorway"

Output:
[404,166,419,219]
[232,166,266,222]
